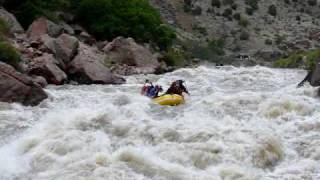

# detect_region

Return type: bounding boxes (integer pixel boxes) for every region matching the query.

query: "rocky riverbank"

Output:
[0,7,175,106]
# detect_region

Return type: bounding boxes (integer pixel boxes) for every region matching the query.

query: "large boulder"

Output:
[28,53,67,85]
[68,43,125,84]
[41,33,79,66]
[27,17,62,40]
[0,62,47,106]
[103,37,160,75]
[0,8,24,34]
[310,59,320,86]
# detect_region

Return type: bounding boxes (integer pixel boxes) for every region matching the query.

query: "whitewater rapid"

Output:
[0,66,319,180]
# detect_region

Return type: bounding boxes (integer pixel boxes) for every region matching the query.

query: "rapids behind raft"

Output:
[153,94,184,106]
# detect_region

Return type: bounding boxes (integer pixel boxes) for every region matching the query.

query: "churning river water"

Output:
[0,65,319,180]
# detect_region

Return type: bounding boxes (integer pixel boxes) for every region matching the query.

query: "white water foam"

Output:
[0,65,319,180]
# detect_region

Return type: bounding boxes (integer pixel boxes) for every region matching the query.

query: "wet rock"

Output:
[103,37,160,75]
[30,75,48,88]
[27,17,62,40]
[310,59,320,86]
[0,62,47,106]
[0,8,24,34]
[68,43,125,84]
[28,53,67,85]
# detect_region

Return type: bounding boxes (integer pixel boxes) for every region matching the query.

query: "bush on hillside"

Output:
[75,0,176,50]
[189,39,225,60]
[238,15,249,27]
[3,0,70,28]
[223,0,234,5]
[211,0,221,8]
[0,41,21,70]
[3,0,176,50]
[268,5,277,17]
[308,0,317,6]
[245,0,259,10]
[163,47,189,66]
[0,18,10,37]
[240,31,250,40]
[273,49,320,70]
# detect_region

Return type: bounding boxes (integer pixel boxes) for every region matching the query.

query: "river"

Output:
[0,65,319,180]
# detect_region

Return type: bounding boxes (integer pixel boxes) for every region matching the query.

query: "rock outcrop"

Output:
[27,17,62,40]
[68,43,125,84]
[41,33,79,66]
[0,62,47,106]
[103,37,160,75]
[0,8,24,34]
[150,0,320,63]
[28,53,67,85]
[310,59,320,86]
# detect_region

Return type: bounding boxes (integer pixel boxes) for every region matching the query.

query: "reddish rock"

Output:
[28,53,67,85]
[103,37,160,75]
[27,17,62,40]
[0,62,47,106]
[68,43,125,84]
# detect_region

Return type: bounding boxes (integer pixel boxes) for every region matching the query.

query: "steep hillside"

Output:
[151,0,320,64]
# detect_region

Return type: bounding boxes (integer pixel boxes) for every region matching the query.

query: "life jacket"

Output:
[141,85,149,95]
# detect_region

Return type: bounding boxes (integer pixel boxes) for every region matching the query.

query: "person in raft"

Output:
[141,79,189,98]
[141,79,163,98]
[165,80,189,96]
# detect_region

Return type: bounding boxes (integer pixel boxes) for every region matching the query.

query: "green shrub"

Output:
[223,0,234,5]
[4,0,176,50]
[208,39,225,55]
[273,54,303,68]
[163,48,188,66]
[245,0,259,15]
[238,15,249,27]
[211,0,221,8]
[275,35,285,45]
[75,0,175,50]
[308,0,317,6]
[240,31,250,40]
[3,0,70,28]
[268,5,277,17]
[265,39,273,45]
[191,6,202,15]
[245,0,259,10]
[222,8,233,18]
[0,41,21,70]
[245,7,254,15]
[183,4,192,12]
[231,3,238,10]
[273,49,320,70]
[0,18,10,36]
[190,39,225,60]
[233,13,241,20]
[192,25,208,36]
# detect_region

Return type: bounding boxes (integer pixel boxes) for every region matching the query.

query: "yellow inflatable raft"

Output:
[153,94,184,106]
